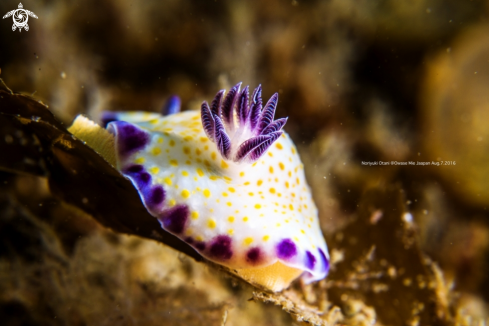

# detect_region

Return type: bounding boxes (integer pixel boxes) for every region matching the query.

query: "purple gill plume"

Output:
[201,83,287,163]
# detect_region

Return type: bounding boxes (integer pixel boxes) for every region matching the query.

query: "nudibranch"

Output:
[99,84,329,291]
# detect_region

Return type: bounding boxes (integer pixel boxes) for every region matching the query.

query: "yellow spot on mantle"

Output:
[169,159,178,166]
[263,235,270,241]
[164,178,172,186]
[269,188,276,194]
[135,157,145,164]
[181,189,190,198]
[203,189,211,198]
[228,216,235,222]
[207,219,216,229]
[244,237,253,245]
[254,204,262,209]
[152,147,161,155]
[191,211,199,219]
[279,162,285,170]
[228,187,235,193]
[227,229,234,235]
[257,180,263,186]
[243,217,249,222]
[168,199,176,207]
[149,167,160,174]
[226,202,232,206]
[221,160,229,169]
[196,168,204,177]
[169,139,175,147]
[276,143,283,150]
[239,172,245,177]
[182,171,189,177]
[269,166,274,173]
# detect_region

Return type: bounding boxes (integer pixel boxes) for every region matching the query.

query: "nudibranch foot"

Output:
[70,83,330,292]
[233,262,304,292]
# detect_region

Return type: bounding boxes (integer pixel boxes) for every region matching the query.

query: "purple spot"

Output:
[123,165,152,189]
[113,121,150,156]
[125,164,144,173]
[138,172,151,184]
[209,235,233,261]
[184,237,205,251]
[318,249,330,273]
[195,241,206,251]
[146,186,165,208]
[276,239,297,259]
[159,205,189,234]
[101,111,119,128]
[305,251,316,270]
[246,247,262,264]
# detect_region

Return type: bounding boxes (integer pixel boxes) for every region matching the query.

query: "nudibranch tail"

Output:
[201,83,286,164]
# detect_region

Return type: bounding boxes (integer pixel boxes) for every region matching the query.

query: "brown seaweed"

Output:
[0,79,202,262]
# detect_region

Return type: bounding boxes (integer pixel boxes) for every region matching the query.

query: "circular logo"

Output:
[13,10,28,27]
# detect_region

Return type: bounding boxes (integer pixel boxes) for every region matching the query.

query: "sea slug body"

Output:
[103,83,330,291]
